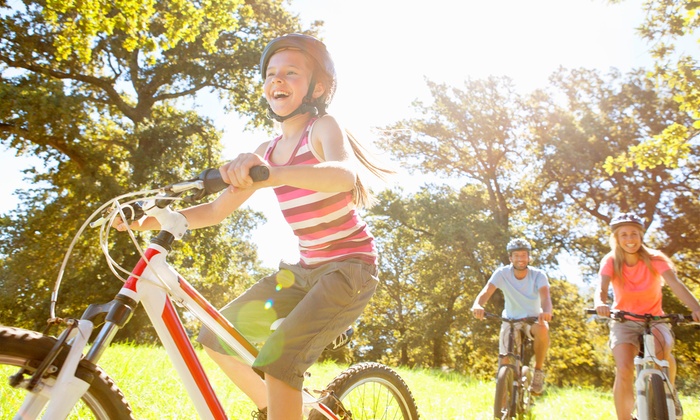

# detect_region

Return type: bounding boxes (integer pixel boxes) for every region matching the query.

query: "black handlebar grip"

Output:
[249,165,270,182]
[585,309,597,315]
[199,166,269,195]
[199,168,229,195]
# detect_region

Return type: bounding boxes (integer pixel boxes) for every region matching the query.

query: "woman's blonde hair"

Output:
[608,224,674,282]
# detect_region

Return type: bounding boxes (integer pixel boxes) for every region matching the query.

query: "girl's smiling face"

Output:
[615,225,642,254]
[263,49,318,117]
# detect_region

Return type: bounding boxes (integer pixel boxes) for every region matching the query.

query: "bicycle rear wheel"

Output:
[308,362,419,419]
[494,365,514,419]
[0,326,133,419]
[645,373,669,420]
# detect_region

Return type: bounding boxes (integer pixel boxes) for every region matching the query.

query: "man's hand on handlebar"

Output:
[472,305,485,320]
[539,311,552,323]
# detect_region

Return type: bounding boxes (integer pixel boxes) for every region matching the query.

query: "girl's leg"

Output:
[266,374,302,420]
[611,343,637,420]
[204,347,267,410]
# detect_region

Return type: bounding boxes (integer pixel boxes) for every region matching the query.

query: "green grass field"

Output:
[2,342,699,419]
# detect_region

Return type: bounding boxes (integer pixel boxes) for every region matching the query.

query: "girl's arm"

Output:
[662,270,700,322]
[118,185,256,231]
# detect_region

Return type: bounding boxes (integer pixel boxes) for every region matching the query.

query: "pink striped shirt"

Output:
[264,118,378,268]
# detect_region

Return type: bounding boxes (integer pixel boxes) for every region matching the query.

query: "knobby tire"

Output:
[494,365,514,419]
[0,326,133,419]
[308,361,419,420]
[645,373,669,420]
[518,365,533,419]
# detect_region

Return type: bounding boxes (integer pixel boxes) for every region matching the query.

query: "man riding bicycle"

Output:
[471,238,553,394]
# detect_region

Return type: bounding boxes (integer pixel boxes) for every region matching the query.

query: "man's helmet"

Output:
[610,212,645,230]
[506,238,531,253]
[259,33,337,121]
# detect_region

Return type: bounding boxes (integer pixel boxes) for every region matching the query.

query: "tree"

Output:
[377,76,536,264]
[605,0,699,172]
[526,67,700,279]
[0,0,309,339]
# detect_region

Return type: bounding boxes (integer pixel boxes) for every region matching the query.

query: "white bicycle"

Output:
[587,309,698,420]
[0,167,420,419]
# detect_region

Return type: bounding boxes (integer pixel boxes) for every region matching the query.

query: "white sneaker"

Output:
[529,369,545,395]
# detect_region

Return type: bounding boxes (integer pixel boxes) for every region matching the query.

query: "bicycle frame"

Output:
[487,313,536,419]
[632,318,678,420]
[15,195,340,419]
[586,309,695,420]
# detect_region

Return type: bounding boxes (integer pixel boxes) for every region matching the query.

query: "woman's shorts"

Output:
[609,320,674,350]
[197,259,378,390]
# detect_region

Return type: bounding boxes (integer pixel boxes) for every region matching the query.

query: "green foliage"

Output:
[605,0,700,172]
[0,0,307,341]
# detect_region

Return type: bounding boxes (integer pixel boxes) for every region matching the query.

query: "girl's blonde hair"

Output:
[608,225,674,282]
[346,130,394,209]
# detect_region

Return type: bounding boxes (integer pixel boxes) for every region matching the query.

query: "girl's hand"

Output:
[471,305,485,320]
[220,154,269,190]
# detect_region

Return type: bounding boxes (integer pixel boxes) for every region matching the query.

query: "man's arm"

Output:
[472,283,497,320]
[538,286,553,322]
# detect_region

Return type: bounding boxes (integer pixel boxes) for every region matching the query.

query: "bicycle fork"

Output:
[12,319,95,419]
[634,334,681,420]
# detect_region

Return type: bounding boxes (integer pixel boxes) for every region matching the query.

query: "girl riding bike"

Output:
[117,33,393,420]
[594,212,700,420]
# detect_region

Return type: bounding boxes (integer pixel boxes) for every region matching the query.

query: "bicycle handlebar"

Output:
[584,309,697,324]
[484,312,539,324]
[90,166,270,228]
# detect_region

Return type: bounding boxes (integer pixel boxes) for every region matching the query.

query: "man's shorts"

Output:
[609,319,674,350]
[197,259,378,390]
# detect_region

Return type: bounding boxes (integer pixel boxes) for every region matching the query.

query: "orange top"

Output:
[599,254,672,316]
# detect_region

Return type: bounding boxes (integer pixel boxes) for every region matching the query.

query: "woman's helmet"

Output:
[259,33,337,121]
[610,212,645,230]
[506,238,531,253]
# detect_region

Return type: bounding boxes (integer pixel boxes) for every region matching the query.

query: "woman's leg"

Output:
[611,343,637,420]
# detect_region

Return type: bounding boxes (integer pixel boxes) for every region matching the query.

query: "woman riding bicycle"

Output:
[117,33,393,420]
[594,212,700,420]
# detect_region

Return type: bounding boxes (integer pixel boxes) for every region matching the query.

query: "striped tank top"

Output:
[264,118,378,268]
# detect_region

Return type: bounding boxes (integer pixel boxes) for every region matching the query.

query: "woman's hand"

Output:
[595,304,611,318]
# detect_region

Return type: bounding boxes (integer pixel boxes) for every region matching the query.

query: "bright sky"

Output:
[0,0,663,271]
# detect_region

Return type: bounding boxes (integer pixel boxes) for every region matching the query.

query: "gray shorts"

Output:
[609,320,674,350]
[197,259,378,390]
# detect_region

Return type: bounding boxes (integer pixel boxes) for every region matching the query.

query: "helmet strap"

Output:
[267,77,319,122]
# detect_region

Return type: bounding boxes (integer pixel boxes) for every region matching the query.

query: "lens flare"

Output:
[276,269,295,289]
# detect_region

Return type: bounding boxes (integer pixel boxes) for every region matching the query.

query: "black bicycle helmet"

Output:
[610,212,645,230]
[259,33,337,122]
[506,238,531,253]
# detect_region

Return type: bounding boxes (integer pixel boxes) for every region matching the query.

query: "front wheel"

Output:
[517,366,533,419]
[644,373,669,420]
[308,362,419,419]
[0,326,133,419]
[494,365,514,419]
